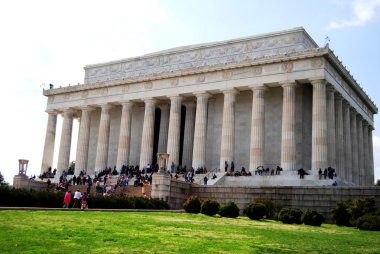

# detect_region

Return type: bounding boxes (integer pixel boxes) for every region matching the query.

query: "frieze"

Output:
[84,30,315,84]
[81,91,88,99]
[196,74,205,83]
[144,81,153,90]
[170,78,179,87]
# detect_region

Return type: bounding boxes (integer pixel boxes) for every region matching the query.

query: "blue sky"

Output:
[0,0,379,184]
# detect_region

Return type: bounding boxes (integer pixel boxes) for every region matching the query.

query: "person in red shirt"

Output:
[63,190,71,208]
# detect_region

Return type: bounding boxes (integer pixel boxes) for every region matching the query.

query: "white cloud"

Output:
[373,135,380,183]
[328,0,380,29]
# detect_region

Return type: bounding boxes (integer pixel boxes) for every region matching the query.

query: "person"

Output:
[224,161,228,172]
[318,168,322,180]
[81,192,88,210]
[323,168,328,179]
[204,176,208,185]
[63,190,71,208]
[142,181,146,196]
[171,162,175,173]
[72,190,82,208]
[46,179,51,191]
[231,161,235,172]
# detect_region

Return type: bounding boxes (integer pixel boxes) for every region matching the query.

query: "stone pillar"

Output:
[94,104,113,172]
[192,93,210,170]
[350,109,359,184]
[335,94,344,178]
[41,112,57,173]
[357,115,364,185]
[158,104,170,153]
[75,107,93,175]
[362,122,369,186]
[182,101,195,168]
[368,126,374,185]
[166,96,183,168]
[326,86,336,169]
[280,82,297,171]
[57,110,74,176]
[220,89,238,171]
[249,85,267,171]
[116,101,134,170]
[343,101,352,182]
[311,80,328,172]
[139,99,157,169]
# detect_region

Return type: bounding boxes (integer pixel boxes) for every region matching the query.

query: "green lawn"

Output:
[0,210,379,254]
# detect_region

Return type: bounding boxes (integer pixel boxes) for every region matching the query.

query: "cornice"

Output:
[326,48,377,114]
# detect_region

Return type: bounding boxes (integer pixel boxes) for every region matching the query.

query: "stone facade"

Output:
[41,27,377,186]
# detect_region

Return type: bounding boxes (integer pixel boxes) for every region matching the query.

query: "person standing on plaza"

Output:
[81,192,88,210]
[63,190,71,208]
[72,190,82,208]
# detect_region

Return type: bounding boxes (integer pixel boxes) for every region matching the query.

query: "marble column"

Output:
[357,115,364,185]
[335,94,344,178]
[75,107,93,175]
[362,122,369,185]
[280,82,297,171]
[343,101,352,182]
[368,126,374,185]
[249,85,267,171]
[57,110,74,176]
[166,96,183,168]
[220,89,238,171]
[116,101,134,170]
[326,86,336,169]
[192,93,210,170]
[41,112,57,174]
[182,101,195,168]
[94,104,113,172]
[311,80,328,172]
[350,109,359,184]
[157,104,169,153]
[139,99,157,169]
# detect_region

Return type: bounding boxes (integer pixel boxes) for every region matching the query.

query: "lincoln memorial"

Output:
[40,27,377,186]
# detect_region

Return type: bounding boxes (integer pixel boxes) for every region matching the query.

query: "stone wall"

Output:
[167,183,380,222]
[13,175,48,191]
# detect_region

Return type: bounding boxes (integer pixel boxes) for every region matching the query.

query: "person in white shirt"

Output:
[72,190,82,208]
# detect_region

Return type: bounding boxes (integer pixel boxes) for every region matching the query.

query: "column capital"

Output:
[249,84,268,91]
[193,91,211,98]
[368,125,374,131]
[78,106,95,112]
[168,95,183,101]
[158,104,170,110]
[99,104,113,110]
[334,92,344,100]
[119,100,135,107]
[350,107,357,115]
[326,84,335,93]
[342,100,351,107]
[183,101,196,108]
[357,114,363,121]
[310,79,327,86]
[363,120,369,127]
[220,88,238,95]
[143,98,158,104]
[279,80,297,88]
[45,110,59,115]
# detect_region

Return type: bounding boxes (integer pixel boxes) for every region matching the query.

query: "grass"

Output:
[0,210,379,253]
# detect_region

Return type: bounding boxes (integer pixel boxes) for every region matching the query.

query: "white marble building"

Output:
[41,27,377,186]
